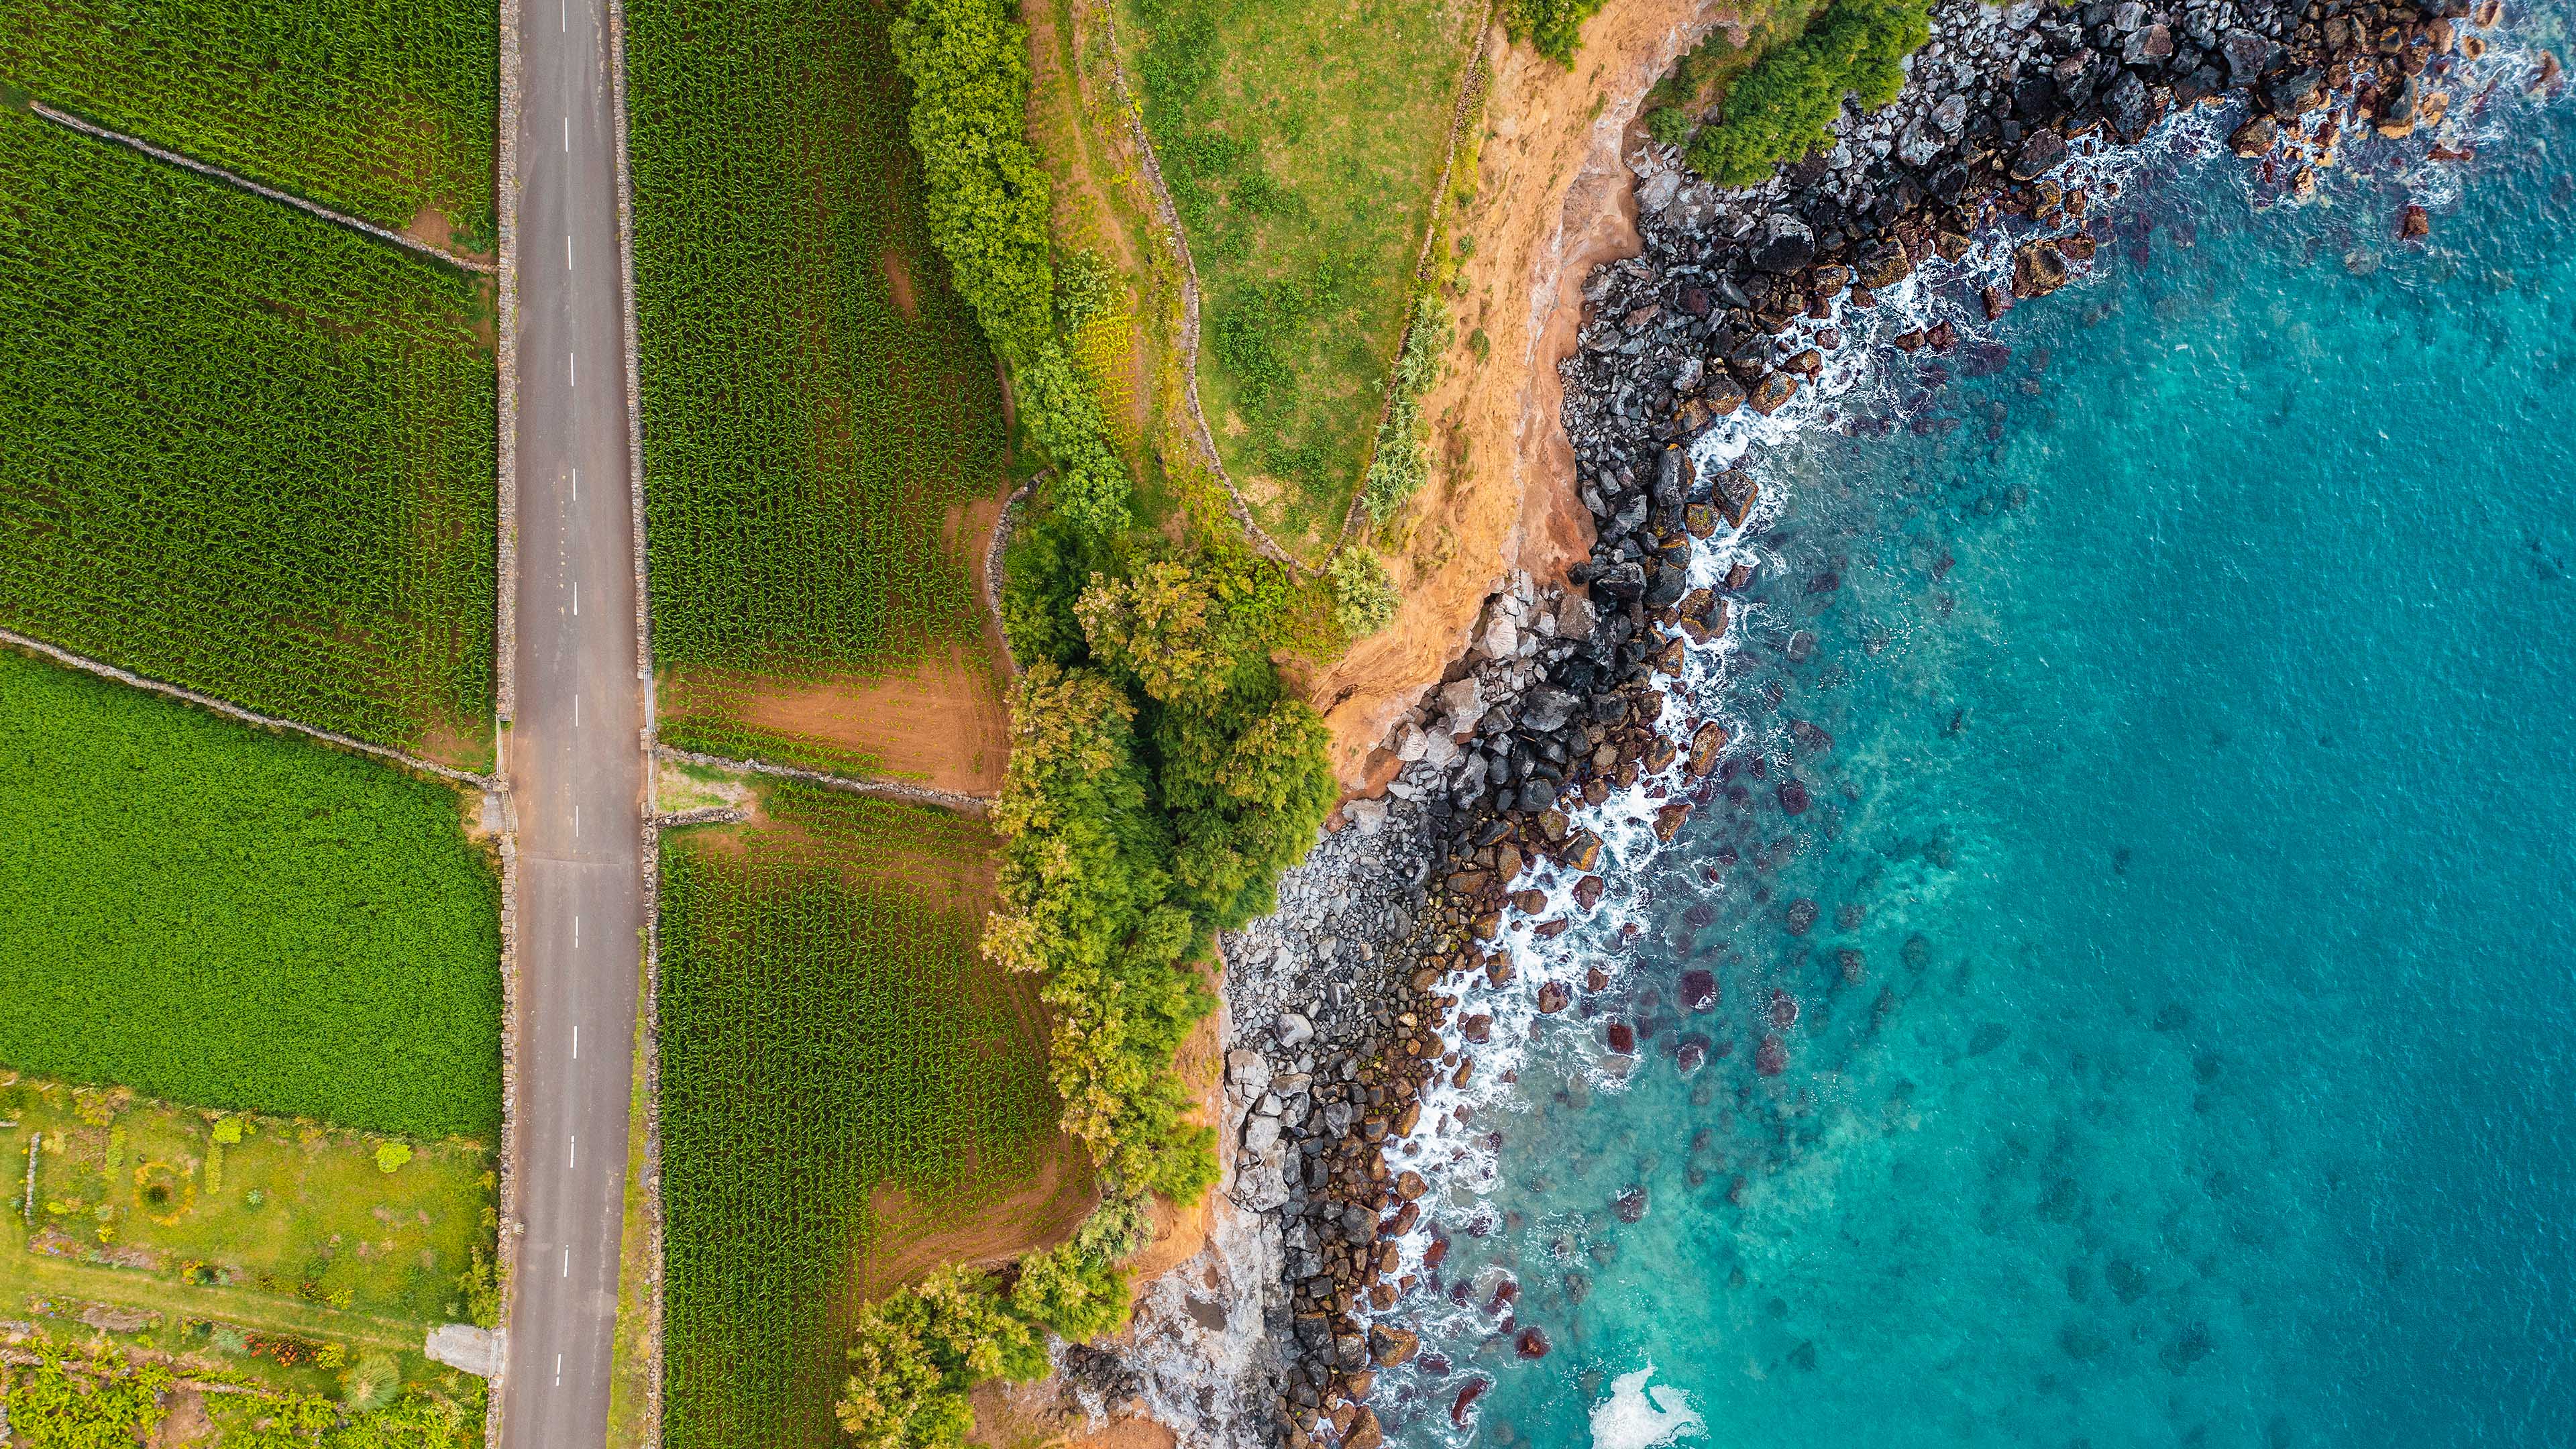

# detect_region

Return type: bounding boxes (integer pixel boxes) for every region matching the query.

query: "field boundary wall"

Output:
[485,0,526,1446]
[0,627,497,790]
[28,102,497,276]
[1085,0,1305,570]
[653,745,993,820]
[606,0,665,1439]
[983,476,1035,679]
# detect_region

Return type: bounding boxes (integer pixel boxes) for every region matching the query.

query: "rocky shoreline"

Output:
[1111,0,2530,1443]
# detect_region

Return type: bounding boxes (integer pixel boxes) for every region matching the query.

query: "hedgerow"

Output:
[0,649,502,1141]
[0,108,497,759]
[1359,292,1454,527]
[629,0,1009,701]
[892,0,1131,535]
[1684,0,1930,185]
[1500,0,1612,65]
[0,1352,482,1449]
[657,788,1061,1449]
[0,0,497,241]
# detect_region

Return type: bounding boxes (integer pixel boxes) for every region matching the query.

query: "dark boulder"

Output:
[1748,372,1800,415]
[1854,239,1912,291]
[1679,968,1717,1012]
[1593,560,1648,600]
[2221,28,2278,87]
[1750,215,1817,274]
[2010,239,2070,299]
[2102,70,2151,140]
[1786,898,1819,935]
[2262,68,2323,115]
[2012,128,2069,181]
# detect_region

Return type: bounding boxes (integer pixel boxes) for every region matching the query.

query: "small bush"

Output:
[1359,294,1453,527]
[1053,249,1117,335]
[211,1116,244,1145]
[1646,103,1693,149]
[1328,551,1399,639]
[374,1142,413,1174]
[1501,0,1611,65]
[1685,0,1929,186]
[341,1350,401,1415]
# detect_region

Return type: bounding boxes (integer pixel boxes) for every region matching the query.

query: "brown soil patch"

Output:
[156,1385,214,1446]
[404,203,456,254]
[1305,0,1731,787]
[672,489,1014,795]
[690,644,1010,792]
[855,1127,1099,1305]
[415,714,492,774]
[884,251,920,317]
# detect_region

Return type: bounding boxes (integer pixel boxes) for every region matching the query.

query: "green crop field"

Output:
[657,786,1073,1449]
[0,108,498,762]
[0,0,498,244]
[1124,0,1483,554]
[0,648,502,1142]
[627,0,1009,702]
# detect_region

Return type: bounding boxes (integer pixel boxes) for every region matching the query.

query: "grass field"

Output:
[1,1077,496,1392]
[0,648,502,1142]
[657,785,1081,1449]
[1122,0,1483,554]
[0,108,498,763]
[0,0,498,244]
[627,0,1010,722]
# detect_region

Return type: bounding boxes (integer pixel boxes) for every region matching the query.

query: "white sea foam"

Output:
[1590,1364,1708,1449]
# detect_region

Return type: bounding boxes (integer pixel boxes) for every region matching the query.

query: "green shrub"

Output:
[1685,0,1929,186]
[3,1352,173,1449]
[1360,294,1454,527]
[340,1352,400,1416]
[1054,248,1118,335]
[833,1201,1150,1449]
[1501,0,1611,65]
[374,1143,414,1174]
[892,0,1130,537]
[1329,551,1400,638]
[1646,103,1694,148]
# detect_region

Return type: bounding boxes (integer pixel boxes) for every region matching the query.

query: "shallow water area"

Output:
[1371,41,2576,1449]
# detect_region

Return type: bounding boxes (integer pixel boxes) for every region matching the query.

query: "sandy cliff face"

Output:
[1309,0,1731,789]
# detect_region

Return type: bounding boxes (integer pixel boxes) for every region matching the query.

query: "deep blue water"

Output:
[1377,34,2576,1449]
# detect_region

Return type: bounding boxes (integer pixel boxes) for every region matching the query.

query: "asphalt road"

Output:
[498,2,648,1446]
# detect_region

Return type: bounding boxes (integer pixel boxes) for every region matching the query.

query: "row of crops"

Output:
[657,785,1067,1449]
[0,105,498,764]
[0,0,500,244]
[0,649,504,1142]
[625,0,1010,698]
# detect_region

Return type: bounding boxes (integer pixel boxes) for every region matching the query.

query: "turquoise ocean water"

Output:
[1376,32,2576,1449]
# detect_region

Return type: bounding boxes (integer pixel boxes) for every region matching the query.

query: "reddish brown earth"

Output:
[1307,0,1732,789]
